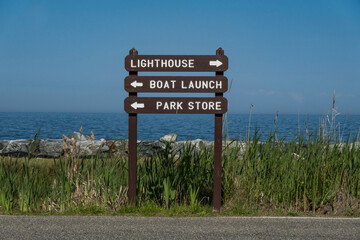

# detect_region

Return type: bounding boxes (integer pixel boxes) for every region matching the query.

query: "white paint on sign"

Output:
[150,80,176,89]
[131,102,144,109]
[209,60,223,67]
[156,101,183,110]
[188,101,221,110]
[181,80,222,89]
[130,81,143,88]
[130,59,195,68]
[149,80,222,90]
[155,101,222,111]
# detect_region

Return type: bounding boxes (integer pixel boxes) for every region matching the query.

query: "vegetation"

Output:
[1,129,360,216]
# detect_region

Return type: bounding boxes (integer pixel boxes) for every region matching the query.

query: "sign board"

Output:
[124,48,227,213]
[125,55,228,72]
[125,97,227,114]
[124,76,228,93]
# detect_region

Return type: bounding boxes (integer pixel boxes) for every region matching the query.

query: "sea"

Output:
[0,112,360,142]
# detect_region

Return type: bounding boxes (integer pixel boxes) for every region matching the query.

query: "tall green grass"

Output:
[0,131,360,215]
[223,131,360,215]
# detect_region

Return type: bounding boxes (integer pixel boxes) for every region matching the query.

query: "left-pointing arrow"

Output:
[131,102,145,109]
[130,81,143,88]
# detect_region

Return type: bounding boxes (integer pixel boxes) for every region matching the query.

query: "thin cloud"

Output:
[290,93,304,104]
[247,89,275,96]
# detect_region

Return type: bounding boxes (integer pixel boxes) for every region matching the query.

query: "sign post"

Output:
[128,48,138,205]
[124,48,228,212]
[213,48,225,213]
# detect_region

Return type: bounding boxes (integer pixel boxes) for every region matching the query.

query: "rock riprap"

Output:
[160,133,177,143]
[38,139,64,158]
[0,132,244,158]
[0,140,30,156]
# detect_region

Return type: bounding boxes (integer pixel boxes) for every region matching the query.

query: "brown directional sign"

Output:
[125,55,228,72]
[124,97,227,114]
[124,76,228,93]
[125,48,228,213]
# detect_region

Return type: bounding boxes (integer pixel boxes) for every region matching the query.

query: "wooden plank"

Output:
[125,55,228,72]
[124,97,227,114]
[124,76,228,93]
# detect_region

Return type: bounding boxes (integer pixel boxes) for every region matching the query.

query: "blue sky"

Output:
[0,0,359,114]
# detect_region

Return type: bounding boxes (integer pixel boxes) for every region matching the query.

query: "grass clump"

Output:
[222,130,360,215]
[1,130,360,216]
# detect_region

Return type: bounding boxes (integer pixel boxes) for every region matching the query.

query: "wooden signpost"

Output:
[124,48,228,212]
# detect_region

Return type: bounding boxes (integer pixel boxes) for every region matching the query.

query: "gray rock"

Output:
[64,139,110,158]
[105,139,127,155]
[170,142,185,154]
[68,132,91,141]
[191,139,212,150]
[138,140,166,156]
[1,140,31,157]
[330,142,360,151]
[223,140,246,155]
[160,134,177,143]
[38,139,64,158]
[0,140,10,153]
[0,137,251,158]
[81,139,109,157]
[168,140,213,157]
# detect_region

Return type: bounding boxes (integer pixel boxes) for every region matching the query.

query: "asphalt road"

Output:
[0,216,359,239]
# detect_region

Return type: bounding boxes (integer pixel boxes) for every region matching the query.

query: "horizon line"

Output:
[1,111,359,115]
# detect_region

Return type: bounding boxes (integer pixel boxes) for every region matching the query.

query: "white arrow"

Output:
[130,81,143,88]
[209,60,223,67]
[131,102,144,109]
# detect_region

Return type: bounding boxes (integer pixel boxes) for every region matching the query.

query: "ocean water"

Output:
[0,112,359,141]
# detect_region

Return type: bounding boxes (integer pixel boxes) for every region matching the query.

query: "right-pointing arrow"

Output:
[131,102,145,109]
[209,60,223,67]
[130,81,143,88]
